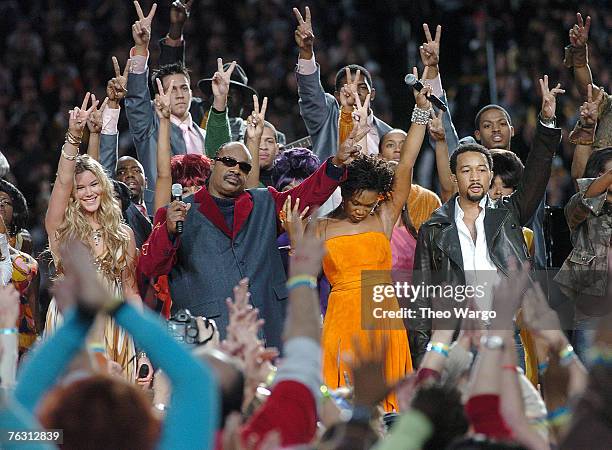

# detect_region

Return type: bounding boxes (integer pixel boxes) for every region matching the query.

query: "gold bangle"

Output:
[61,144,79,161]
[65,131,82,146]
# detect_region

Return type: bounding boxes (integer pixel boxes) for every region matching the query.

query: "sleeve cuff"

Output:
[324,157,345,181]
[101,107,121,135]
[428,74,443,99]
[129,49,149,74]
[577,178,607,214]
[297,54,317,76]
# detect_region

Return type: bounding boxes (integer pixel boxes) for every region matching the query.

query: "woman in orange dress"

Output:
[312,76,432,411]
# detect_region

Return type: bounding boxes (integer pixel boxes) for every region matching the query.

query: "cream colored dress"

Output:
[44,251,136,382]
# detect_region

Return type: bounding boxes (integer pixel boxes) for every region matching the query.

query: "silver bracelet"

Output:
[411,106,432,125]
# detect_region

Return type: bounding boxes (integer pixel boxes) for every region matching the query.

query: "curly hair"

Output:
[273,147,320,191]
[171,154,212,188]
[0,179,28,236]
[339,154,394,200]
[53,155,130,278]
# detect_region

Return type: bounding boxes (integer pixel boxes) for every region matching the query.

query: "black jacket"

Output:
[409,121,561,366]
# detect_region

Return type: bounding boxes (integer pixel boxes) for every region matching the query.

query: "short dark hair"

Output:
[474,104,512,130]
[0,179,28,236]
[335,64,372,92]
[151,63,191,94]
[450,143,493,174]
[339,154,393,199]
[584,147,612,178]
[490,149,524,189]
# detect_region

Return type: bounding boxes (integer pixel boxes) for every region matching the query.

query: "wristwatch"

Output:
[480,335,505,350]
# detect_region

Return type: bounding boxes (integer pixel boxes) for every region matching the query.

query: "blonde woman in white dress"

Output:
[44,93,147,381]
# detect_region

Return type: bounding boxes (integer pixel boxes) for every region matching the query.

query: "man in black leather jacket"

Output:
[409,76,563,367]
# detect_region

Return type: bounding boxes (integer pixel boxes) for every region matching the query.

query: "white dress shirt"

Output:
[454,195,499,311]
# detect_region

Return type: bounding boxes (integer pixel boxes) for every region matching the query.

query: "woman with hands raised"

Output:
[284,68,433,411]
[44,93,145,382]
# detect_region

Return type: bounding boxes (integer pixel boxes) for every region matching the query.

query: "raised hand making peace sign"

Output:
[211,58,237,110]
[154,78,174,120]
[107,56,131,107]
[420,23,441,67]
[132,1,157,51]
[338,67,361,110]
[293,7,314,60]
[87,95,109,134]
[579,84,605,128]
[69,93,100,138]
[539,75,565,121]
[569,12,590,48]
[245,95,268,142]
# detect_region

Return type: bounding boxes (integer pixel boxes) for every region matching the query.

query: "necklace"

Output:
[92,229,102,246]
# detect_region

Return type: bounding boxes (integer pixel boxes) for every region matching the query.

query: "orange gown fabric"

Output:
[322,231,412,411]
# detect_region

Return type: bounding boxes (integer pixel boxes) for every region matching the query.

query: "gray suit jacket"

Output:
[125,69,206,214]
[297,64,392,160]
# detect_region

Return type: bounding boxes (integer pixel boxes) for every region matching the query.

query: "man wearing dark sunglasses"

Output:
[139,131,363,350]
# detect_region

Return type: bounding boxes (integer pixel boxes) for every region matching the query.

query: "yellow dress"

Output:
[322,231,412,411]
[44,253,136,382]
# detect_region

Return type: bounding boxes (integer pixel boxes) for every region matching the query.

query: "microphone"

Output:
[171,183,184,235]
[404,74,448,112]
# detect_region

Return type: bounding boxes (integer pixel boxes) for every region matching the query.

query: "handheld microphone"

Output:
[171,183,184,235]
[404,73,448,112]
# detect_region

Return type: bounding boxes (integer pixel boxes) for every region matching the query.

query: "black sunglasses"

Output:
[214,156,252,174]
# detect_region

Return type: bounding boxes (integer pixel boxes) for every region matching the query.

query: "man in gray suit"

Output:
[293,7,392,162]
[124,3,232,213]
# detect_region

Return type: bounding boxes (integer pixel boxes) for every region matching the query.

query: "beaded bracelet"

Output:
[411,106,433,125]
[0,327,17,335]
[61,144,79,161]
[537,361,549,376]
[559,344,577,367]
[547,406,571,428]
[286,274,317,291]
[426,341,450,358]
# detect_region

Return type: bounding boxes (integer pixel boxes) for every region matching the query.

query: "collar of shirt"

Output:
[454,195,488,222]
[366,110,380,155]
[171,112,194,130]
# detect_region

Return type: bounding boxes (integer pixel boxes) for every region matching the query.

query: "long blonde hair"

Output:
[54,155,130,278]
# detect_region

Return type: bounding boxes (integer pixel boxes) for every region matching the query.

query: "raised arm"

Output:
[511,75,563,225]
[99,56,131,174]
[268,122,366,213]
[125,2,157,144]
[380,67,430,233]
[159,0,192,66]
[154,78,174,212]
[244,95,268,188]
[204,58,235,158]
[293,7,336,149]
[113,302,219,449]
[45,93,98,247]
[86,96,108,162]
[570,84,603,185]
[565,13,600,99]
[420,23,460,162]
[429,110,456,202]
